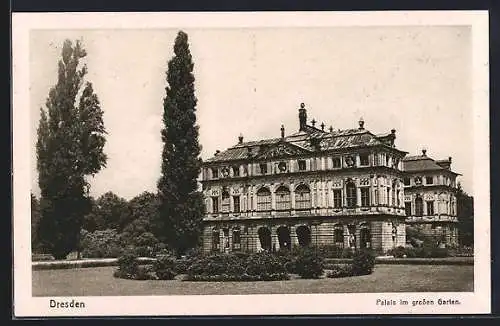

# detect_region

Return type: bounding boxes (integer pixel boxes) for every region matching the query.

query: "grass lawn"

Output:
[32,264,474,296]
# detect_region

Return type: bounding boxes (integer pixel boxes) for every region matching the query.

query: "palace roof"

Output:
[402,151,460,175]
[206,122,406,164]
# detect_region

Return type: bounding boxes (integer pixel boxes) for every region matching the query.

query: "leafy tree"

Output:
[120,191,161,248]
[31,193,41,252]
[456,183,474,247]
[83,192,130,232]
[157,31,205,256]
[35,39,107,259]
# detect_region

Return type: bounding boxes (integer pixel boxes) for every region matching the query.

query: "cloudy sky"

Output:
[30,26,472,200]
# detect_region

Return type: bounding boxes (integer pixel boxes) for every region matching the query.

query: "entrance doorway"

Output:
[296,225,311,247]
[277,226,291,250]
[258,227,272,251]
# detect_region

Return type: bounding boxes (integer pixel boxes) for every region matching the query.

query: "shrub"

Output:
[294,248,324,279]
[326,264,353,278]
[187,253,245,277]
[245,252,287,276]
[274,249,297,273]
[135,265,157,280]
[183,273,289,282]
[153,255,177,280]
[113,252,140,279]
[80,229,124,258]
[351,248,376,276]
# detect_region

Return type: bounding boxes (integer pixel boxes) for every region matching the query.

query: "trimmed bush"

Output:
[351,248,376,276]
[187,253,245,277]
[326,264,353,278]
[311,245,355,259]
[153,255,177,280]
[294,248,324,279]
[183,273,289,282]
[245,252,287,276]
[388,245,450,259]
[113,252,140,280]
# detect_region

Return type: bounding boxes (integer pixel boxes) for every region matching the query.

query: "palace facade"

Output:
[200,103,411,254]
[402,151,460,247]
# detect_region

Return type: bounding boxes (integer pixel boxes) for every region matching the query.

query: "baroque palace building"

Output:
[402,150,460,247]
[200,103,410,254]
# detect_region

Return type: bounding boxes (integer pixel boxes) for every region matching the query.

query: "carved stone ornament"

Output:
[414,176,422,185]
[278,161,288,172]
[221,167,230,178]
[345,156,355,167]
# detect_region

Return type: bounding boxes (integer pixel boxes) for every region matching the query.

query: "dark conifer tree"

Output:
[36,40,107,259]
[157,31,205,256]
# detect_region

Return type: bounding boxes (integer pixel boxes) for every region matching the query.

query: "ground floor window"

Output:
[258,227,272,251]
[360,224,371,248]
[277,226,291,250]
[334,225,344,247]
[212,229,220,251]
[232,228,241,251]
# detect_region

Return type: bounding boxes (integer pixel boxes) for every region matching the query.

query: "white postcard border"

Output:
[12,10,490,317]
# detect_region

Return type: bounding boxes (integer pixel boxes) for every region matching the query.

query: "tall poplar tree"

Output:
[36,40,107,259]
[157,31,205,256]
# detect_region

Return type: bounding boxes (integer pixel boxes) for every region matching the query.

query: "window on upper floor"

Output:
[298,160,306,171]
[221,191,230,212]
[415,197,423,217]
[403,177,410,186]
[212,197,219,213]
[233,196,240,213]
[256,187,272,211]
[275,186,291,210]
[259,163,268,175]
[332,157,341,169]
[426,176,434,185]
[360,154,369,166]
[211,168,218,179]
[333,189,342,208]
[405,202,412,216]
[232,166,240,177]
[295,184,311,209]
[427,201,434,215]
[346,182,357,208]
[360,187,370,207]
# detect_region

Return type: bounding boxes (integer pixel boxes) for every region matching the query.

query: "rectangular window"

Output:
[233,196,240,213]
[405,202,412,216]
[259,163,267,174]
[373,154,380,166]
[332,157,341,169]
[232,166,240,177]
[211,168,218,179]
[360,154,369,166]
[298,160,306,171]
[426,176,434,185]
[333,189,342,208]
[360,188,370,207]
[403,177,410,186]
[221,193,230,212]
[427,201,434,215]
[212,197,219,213]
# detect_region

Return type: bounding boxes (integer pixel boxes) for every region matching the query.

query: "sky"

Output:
[30,26,473,200]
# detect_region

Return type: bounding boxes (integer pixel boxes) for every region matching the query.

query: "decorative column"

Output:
[291,182,296,209]
[356,184,362,207]
[271,186,276,210]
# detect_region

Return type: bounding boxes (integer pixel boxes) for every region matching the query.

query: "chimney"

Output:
[280,124,285,138]
[358,117,365,130]
[238,133,244,144]
[422,148,427,156]
[298,102,307,131]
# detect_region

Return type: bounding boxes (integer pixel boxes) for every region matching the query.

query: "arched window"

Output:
[296,225,311,247]
[256,187,271,211]
[334,225,344,247]
[221,190,230,212]
[275,185,291,210]
[295,184,311,209]
[415,196,423,217]
[346,181,357,208]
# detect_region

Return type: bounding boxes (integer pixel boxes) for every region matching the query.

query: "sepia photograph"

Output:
[12,11,490,316]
